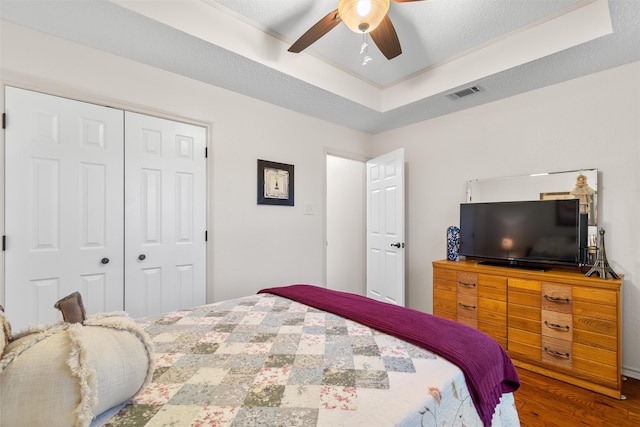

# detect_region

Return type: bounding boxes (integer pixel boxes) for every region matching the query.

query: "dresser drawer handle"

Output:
[458,302,476,310]
[544,347,571,359]
[544,294,570,304]
[544,321,570,331]
[459,281,476,288]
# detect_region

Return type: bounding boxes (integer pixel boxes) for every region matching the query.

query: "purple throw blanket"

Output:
[259,284,520,427]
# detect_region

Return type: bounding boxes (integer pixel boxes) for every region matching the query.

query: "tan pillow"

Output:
[0,305,10,358]
[0,314,154,427]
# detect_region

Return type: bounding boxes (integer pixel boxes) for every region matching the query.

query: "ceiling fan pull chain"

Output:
[360,33,369,54]
[361,33,373,65]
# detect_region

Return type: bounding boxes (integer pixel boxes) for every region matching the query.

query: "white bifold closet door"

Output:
[4,87,207,331]
[124,112,206,318]
[5,87,125,329]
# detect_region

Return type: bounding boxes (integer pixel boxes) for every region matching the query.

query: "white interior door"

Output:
[366,148,405,306]
[5,87,124,331]
[124,112,207,317]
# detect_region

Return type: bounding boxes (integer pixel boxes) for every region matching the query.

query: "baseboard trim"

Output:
[622,366,640,380]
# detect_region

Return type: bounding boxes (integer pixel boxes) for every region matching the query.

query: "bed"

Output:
[95,284,520,426]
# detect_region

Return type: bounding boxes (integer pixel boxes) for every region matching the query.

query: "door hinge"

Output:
[2,235,6,251]
[2,113,6,129]
[205,230,208,242]
[205,147,208,158]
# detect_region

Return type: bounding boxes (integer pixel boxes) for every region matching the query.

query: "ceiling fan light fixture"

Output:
[339,0,391,34]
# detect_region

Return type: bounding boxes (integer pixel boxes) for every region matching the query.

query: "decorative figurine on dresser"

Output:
[586,228,620,279]
[447,226,460,261]
[570,173,597,224]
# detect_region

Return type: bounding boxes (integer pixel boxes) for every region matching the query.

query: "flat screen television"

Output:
[459,199,587,270]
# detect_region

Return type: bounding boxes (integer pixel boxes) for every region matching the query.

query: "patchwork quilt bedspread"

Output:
[99,292,519,426]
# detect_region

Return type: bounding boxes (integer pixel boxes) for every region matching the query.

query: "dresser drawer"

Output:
[478,274,507,301]
[508,299,541,321]
[541,310,573,341]
[479,321,507,348]
[478,298,506,324]
[508,289,540,309]
[434,278,456,293]
[508,328,541,361]
[573,287,617,306]
[434,267,457,282]
[574,300,617,322]
[457,272,478,295]
[574,315,617,337]
[508,278,541,293]
[508,314,540,333]
[542,337,573,369]
[541,283,572,314]
[573,331,617,353]
[458,314,478,329]
[574,344,619,386]
[574,342,617,368]
[457,282,477,297]
[433,309,457,321]
[433,290,456,315]
[457,293,478,318]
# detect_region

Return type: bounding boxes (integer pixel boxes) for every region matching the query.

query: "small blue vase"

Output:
[447,226,460,261]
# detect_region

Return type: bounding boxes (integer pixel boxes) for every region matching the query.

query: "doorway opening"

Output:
[325,153,366,295]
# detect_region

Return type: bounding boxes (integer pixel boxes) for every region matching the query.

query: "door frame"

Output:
[323,148,369,292]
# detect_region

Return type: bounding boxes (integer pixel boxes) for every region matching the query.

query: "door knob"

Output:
[390,242,405,248]
[101,257,110,264]
[138,254,146,261]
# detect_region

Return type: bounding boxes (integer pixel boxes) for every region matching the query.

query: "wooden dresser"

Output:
[432,259,623,399]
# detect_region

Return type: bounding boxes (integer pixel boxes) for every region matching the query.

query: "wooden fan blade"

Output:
[288,9,342,53]
[370,14,402,60]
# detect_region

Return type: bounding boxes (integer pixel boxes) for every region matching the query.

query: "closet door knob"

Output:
[101,257,110,264]
[138,254,146,261]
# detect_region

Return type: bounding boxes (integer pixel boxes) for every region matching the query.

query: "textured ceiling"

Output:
[1,0,639,134]
[208,0,583,87]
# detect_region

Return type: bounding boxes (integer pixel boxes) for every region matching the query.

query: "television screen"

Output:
[459,199,584,267]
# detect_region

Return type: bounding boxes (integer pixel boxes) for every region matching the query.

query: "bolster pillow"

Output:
[0,314,154,427]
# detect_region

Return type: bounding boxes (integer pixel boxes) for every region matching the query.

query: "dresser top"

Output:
[433,259,622,290]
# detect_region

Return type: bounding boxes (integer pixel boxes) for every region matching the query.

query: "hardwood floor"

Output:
[514,368,640,426]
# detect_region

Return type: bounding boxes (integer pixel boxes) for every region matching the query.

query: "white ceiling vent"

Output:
[447,85,483,100]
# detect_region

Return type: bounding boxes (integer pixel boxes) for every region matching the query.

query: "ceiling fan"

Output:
[288,0,426,60]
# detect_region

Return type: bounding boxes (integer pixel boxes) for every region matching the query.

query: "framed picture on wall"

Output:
[257,159,294,206]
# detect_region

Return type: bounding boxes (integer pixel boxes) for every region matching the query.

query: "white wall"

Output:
[0,22,372,305]
[372,61,640,378]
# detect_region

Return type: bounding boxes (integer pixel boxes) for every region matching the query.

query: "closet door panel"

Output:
[5,87,124,331]
[124,112,206,317]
